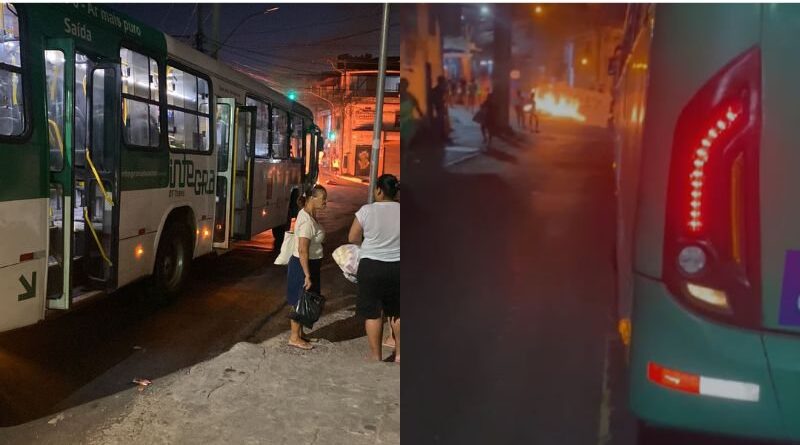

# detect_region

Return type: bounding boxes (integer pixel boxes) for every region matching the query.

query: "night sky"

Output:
[110,3,400,93]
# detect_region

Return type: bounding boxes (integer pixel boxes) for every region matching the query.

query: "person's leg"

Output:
[365,316,383,361]
[390,317,400,363]
[300,258,322,342]
[384,323,396,348]
[287,257,311,349]
[289,319,311,349]
[383,261,401,362]
[357,259,383,360]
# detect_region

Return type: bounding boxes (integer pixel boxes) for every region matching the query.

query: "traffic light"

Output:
[287,89,298,101]
[328,131,336,141]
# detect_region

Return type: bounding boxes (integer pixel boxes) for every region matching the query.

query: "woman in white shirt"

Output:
[287,185,327,350]
[348,175,400,363]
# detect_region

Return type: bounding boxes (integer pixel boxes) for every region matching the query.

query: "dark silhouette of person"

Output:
[430,75,450,143]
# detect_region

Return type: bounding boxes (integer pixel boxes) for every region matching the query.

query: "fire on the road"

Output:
[535,92,587,122]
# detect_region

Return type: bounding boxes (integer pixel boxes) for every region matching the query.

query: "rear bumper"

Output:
[629,274,797,441]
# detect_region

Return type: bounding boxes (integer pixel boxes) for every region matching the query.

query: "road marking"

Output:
[596,335,613,445]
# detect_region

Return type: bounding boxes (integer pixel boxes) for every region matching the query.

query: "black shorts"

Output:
[356,258,400,319]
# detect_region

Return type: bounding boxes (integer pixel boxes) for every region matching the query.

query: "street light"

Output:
[212,6,279,58]
[581,57,589,66]
[534,5,543,15]
[480,5,490,15]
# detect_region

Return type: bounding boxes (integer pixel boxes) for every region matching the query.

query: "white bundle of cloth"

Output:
[332,244,360,283]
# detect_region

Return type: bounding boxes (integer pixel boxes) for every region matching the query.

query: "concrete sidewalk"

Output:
[0,306,400,445]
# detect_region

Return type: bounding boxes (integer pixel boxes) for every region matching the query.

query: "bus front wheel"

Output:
[149,222,192,301]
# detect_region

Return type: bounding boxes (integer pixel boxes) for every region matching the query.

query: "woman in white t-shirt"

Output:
[287,185,327,350]
[348,174,400,363]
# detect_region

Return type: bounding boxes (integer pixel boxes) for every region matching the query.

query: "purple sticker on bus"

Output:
[779,250,800,326]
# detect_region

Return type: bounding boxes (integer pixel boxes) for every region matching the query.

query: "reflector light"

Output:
[648,362,759,402]
[202,228,210,239]
[687,283,729,308]
[687,103,742,232]
[647,362,699,394]
[135,245,144,259]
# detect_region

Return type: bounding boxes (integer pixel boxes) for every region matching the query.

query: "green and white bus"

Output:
[612,4,800,442]
[0,3,322,333]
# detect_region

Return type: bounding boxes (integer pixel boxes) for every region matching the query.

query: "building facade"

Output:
[311,55,401,179]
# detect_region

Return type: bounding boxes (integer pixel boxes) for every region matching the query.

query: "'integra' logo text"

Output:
[169,159,215,196]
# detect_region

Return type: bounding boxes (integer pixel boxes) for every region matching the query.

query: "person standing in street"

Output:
[513,90,526,130]
[430,75,450,143]
[348,175,401,363]
[467,78,478,112]
[287,185,328,350]
[528,89,540,133]
[477,92,497,149]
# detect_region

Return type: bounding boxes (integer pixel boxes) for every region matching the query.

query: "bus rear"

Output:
[629,4,800,441]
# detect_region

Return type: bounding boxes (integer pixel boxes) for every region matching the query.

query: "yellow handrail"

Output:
[86,147,113,206]
[83,207,113,267]
[47,119,64,157]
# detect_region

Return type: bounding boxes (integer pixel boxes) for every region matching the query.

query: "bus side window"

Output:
[0,3,24,138]
[121,47,161,148]
[270,108,288,159]
[290,115,303,159]
[216,103,231,171]
[166,65,211,152]
[245,96,269,158]
[45,50,65,171]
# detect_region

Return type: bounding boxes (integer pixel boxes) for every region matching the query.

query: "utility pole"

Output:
[195,3,205,53]
[492,3,512,133]
[211,4,220,59]
[367,4,390,204]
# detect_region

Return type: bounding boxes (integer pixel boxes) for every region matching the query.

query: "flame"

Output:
[535,92,586,122]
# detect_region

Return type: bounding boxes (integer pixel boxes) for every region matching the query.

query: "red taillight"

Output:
[664,46,762,328]
[686,101,744,233]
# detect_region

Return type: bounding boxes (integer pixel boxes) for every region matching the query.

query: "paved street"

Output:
[0,172,369,429]
[405,109,633,444]
[405,108,781,445]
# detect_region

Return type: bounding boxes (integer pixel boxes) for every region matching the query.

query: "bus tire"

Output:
[149,222,192,302]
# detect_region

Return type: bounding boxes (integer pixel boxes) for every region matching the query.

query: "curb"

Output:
[445,150,482,168]
[331,175,369,185]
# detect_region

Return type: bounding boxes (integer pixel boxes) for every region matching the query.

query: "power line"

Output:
[179,4,198,39]
[221,46,323,76]
[232,9,383,37]
[217,24,398,51]
[158,3,174,31]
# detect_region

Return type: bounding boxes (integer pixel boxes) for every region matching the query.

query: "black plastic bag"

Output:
[289,290,326,329]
